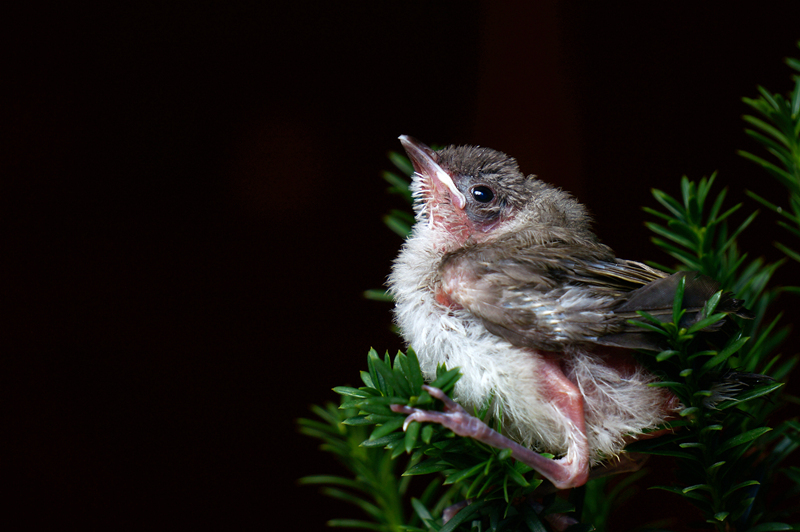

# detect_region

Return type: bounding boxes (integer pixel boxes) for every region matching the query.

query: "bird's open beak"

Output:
[399,135,466,210]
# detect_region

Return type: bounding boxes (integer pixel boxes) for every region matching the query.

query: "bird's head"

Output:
[399,135,593,250]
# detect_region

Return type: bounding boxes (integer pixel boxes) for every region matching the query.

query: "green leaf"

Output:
[713,512,730,522]
[360,371,375,389]
[342,414,392,426]
[716,427,772,454]
[642,206,674,221]
[384,213,412,238]
[740,151,799,193]
[673,275,686,326]
[388,151,414,176]
[504,462,531,487]
[382,170,413,203]
[406,348,425,395]
[745,189,795,220]
[410,497,435,522]
[744,523,793,532]
[334,386,376,398]
[443,462,487,485]
[687,350,717,362]
[791,75,800,115]
[339,397,366,409]
[686,312,728,334]
[722,210,759,253]
[429,367,462,393]
[776,219,800,239]
[744,130,794,167]
[356,402,396,416]
[358,396,408,406]
[646,221,697,248]
[650,237,703,269]
[715,200,743,226]
[372,352,400,395]
[652,188,687,219]
[708,460,726,471]
[392,355,413,397]
[404,458,449,476]
[321,487,383,518]
[369,416,406,440]
[367,350,383,393]
[650,485,709,503]
[541,497,576,516]
[717,381,784,409]
[521,503,549,532]
[361,432,405,447]
[656,350,680,362]
[681,175,694,212]
[698,335,749,374]
[755,85,783,113]
[648,381,684,389]
[775,241,800,263]
[702,290,722,317]
[742,115,789,147]
[363,289,394,302]
[722,480,760,501]
[679,406,700,417]
[628,318,670,336]
[683,484,712,493]
[298,474,365,489]
[634,309,668,326]
[327,518,386,530]
[421,424,434,444]
[633,448,698,460]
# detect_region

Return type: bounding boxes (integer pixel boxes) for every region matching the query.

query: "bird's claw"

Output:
[390,385,479,436]
[420,384,467,414]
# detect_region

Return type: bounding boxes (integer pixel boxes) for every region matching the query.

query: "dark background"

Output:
[5,1,800,529]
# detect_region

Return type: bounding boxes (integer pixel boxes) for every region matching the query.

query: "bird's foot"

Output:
[390,385,489,438]
[390,385,588,490]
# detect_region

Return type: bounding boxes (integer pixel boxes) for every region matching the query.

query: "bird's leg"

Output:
[534,452,650,495]
[391,359,590,490]
[391,385,574,488]
[530,357,590,489]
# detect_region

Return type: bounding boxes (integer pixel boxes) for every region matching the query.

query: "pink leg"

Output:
[392,356,590,490]
[536,357,590,488]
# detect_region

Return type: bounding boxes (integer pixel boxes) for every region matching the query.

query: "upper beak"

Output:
[399,135,466,210]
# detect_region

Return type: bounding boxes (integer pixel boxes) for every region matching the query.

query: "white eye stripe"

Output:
[434,168,466,209]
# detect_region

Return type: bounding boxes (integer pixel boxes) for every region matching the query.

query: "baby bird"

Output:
[388,136,747,489]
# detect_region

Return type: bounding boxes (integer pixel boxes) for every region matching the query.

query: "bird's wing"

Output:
[440,242,746,351]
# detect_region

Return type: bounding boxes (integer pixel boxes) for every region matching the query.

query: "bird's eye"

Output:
[470,185,495,203]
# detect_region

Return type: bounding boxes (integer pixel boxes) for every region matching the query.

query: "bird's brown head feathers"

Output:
[399,136,596,250]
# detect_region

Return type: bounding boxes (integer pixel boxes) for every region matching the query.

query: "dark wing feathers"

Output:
[440,242,749,352]
[598,271,750,349]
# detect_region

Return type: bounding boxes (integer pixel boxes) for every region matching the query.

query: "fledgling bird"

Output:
[388,136,749,490]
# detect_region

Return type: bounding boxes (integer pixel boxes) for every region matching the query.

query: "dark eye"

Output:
[470,185,495,203]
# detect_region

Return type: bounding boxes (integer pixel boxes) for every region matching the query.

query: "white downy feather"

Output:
[389,221,670,463]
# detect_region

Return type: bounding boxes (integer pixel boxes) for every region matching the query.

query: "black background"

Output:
[5,1,800,529]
